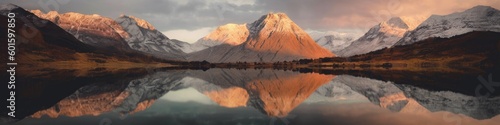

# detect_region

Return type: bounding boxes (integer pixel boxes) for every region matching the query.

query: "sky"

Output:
[2,0,500,43]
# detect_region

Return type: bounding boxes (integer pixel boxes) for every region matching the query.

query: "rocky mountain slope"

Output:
[116,15,189,60]
[189,23,249,53]
[336,16,426,57]
[29,10,133,52]
[188,13,334,63]
[308,31,362,54]
[395,5,500,46]
[30,10,189,60]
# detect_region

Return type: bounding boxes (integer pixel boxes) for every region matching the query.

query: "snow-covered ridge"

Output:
[247,13,308,37]
[28,8,190,59]
[395,5,500,46]
[116,15,189,60]
[121,14,156,30]
[201,23,249,45]
[336,16,426,57]
[189,23,249,53]
[308,30,363,53]
[330,75,500,119]
[29,10,132,50]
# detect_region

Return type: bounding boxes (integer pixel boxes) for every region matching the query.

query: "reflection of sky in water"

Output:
[160,87,215,105]
[11,69,500,125]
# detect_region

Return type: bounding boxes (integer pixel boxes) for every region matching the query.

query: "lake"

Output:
[5,68,500,125]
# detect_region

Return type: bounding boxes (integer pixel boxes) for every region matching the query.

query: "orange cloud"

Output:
[298,0,500,30]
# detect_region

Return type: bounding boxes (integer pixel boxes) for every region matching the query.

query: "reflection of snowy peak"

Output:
[116,15,189,60]
[305,81,368,103]
[332,75,403,105]
[332,75,500,119]
[188,13,334,62]
[31,71,188,118]
[113,71,187,114]
[395,5,500,46]
[184,69,334,117]
[190,23,249,53]
[398,84,500,119]
[336,16,426,57]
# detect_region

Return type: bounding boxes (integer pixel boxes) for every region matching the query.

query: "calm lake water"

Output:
[5,68,500,125]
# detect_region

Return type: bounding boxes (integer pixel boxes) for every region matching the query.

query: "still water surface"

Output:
[8,68,500,125]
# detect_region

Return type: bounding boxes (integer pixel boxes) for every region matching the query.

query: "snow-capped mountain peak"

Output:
[384,17,411,29]
[247,13,302,37]
[119,14,156,30]
[395,5,500,46]
[336,16,426,57]
[383,16,426,30]
[309,30,362,53]
[116,15,190,60]
[204,23,249,45]
[30,10,133,51]
[188,12,333,62]
[189,23,249,53]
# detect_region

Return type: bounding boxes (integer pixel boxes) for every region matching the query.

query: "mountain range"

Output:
[27,69,500,120]
[308,30,363,54]
[8,4,499,63]
[335,16,427,57]
[30,10,190,60]
[395,5,500,46]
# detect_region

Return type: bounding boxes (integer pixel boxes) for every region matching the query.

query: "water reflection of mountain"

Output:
[27,69,334,119]
[30,70,188,118]
[10,68,500,124]
[185,69,335,117]
[317,75,500,119]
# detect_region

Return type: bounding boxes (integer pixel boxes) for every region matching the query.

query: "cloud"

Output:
[251,0,500,31]
[2,0,500,35]
[162,27,215,43]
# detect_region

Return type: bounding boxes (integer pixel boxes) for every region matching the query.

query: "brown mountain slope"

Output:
[188,13,333,63]
[30,10,132,52]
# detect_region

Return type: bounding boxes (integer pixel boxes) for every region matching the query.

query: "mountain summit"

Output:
[189,23,249,52]
[395,5,500,46]
[336,16,427,57]
[309,31,362,54]
[188,13,334,62]
[116,15,190,60]
[30,10,133,52]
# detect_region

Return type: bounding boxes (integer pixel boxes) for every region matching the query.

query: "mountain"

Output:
[304,80,369,103]
[308,31,362,54]
[185,69,334,117]
[336,16,426,57]
[395,5,500,46]
[30,10,189,60]
[328,31,500,72]
[0,4,100,65]
[31,70,187,118]
[116,15,189,60]
[188,13,334,63]
[189,23,249,53]
[29,10,133,52]
[332,75,500,119]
